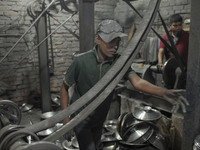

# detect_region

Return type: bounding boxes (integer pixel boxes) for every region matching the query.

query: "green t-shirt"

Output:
[63,45,119,121]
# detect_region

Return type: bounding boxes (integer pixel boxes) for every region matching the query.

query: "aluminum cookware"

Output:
[123,122,150,143]
[37,127,56,136]
[149,132,166,150]
[40,111,57,120]
[51,93,61,106]
[20,103,34,112]
[132,106,161,121]
[104,119,118,132]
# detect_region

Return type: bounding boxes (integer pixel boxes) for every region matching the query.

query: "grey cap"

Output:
[97,19,127,43]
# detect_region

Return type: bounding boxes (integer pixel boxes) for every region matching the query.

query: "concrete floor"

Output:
[20,108,42,126]
[19,108,67,149]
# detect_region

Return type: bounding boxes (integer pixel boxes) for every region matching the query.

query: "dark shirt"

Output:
[63,45,119,123]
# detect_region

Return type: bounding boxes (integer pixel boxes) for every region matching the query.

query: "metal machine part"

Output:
[162,57,186,89]
[0,125,40,150]
[131,63,156,84]
[0,100,22,128]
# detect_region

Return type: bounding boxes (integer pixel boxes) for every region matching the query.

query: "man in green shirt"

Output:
[60,19,189,150]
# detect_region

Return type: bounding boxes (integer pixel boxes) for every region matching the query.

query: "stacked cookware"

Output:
[102,106,168,150]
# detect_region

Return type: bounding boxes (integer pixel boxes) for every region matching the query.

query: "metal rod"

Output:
[49,14,80,40]
[0,0,56,64]
[123,0,143,18]
[0,12,76,80]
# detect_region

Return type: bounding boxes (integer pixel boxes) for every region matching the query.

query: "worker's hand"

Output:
[162,89,189,113]
[157,64,163,72]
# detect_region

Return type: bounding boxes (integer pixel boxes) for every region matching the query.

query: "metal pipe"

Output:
[0,0,56,64]
[0,12,76,80]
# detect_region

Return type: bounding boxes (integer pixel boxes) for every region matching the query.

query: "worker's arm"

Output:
[128,72,189,113]
[158,48,165,67]
[60,83,70,124]
[128,72,165,97]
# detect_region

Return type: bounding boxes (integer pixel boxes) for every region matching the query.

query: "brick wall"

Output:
[0,0,191,104]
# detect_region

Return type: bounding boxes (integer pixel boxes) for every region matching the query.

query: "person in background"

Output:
[158,13,189,67]
[60,19,189,150]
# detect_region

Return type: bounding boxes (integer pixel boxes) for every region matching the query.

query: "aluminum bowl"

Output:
[62,140,78,150]
[20,103,34,112]
[37,127,56,136]
[104,119,118,132]
[51,94,61,106]
[132,106,161,121]
[123,122,150,143]
[40,111,57,120]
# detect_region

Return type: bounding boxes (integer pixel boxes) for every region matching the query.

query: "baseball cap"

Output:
[97,19,127,43]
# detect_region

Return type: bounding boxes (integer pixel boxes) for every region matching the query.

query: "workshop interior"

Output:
[0,0,199,150]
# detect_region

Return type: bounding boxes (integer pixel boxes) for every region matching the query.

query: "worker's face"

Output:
[95,35,121,60]
[170,22,183,37]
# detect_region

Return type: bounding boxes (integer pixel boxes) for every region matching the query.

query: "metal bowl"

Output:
[123,122,150,143]
[104,119,118,132]
[71,136,79,148]
[37,127,56,136]
[132,106,161,121]
[119,140,148,150]
[102,141,118,150]
[51,94,61,106]
[62,140,78,150]
[40,111,57,120]
[149,132,166,150]
[20,103,34,112]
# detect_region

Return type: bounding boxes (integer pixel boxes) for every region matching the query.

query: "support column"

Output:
[182,0,200,149]
[79,0,99,52]
[36,13,52,112]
